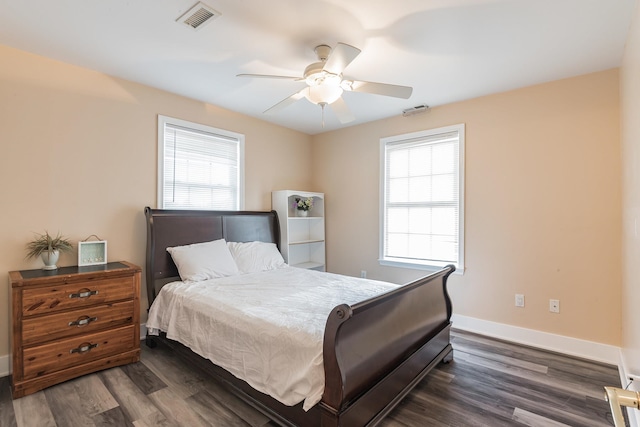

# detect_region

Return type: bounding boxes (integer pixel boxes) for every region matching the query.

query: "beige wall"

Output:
[0,44,312,360]
[312,69,622,345]
[621,2,640,380]
[0,39,627,365]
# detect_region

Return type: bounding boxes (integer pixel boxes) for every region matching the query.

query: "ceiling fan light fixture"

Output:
[340,80,353,91]
[304,85,343,105]
[305,72,342,87]
[241,42,413,123]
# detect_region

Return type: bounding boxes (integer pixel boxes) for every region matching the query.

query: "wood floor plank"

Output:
[453,347,605,400]
[0,376,17,427]
[570,395,618,425]
[435,358,566,411]
[424,367,456,384]
[120,360,168,395]
[92,406,133,427]
[436,354,614,426]
[416,374,521,425]
[451,337,550,374]
[201,378,271,427]
[1,330,625,426]
[440,338,618,426]
[41,374,118,426]
[67,374,120,416]
[148,387,211,427]
[452,331,619,382]
[186,389,252,427]
[44,381,97,427]
[380,402,450,427]
[12,391,56,427]
[141,341,207,399]
[400,388,516,427]
[512,407,571,426]
[132,409,176,427]
[145,339,272,427]
[547,364,621,391]
[97,366,161,423]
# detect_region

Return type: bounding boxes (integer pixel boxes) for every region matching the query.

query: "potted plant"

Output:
[26,231,73,270]
[293,197,314,217]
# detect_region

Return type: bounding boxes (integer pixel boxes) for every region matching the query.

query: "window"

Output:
[380,124,464,271]
[158,115,244,210]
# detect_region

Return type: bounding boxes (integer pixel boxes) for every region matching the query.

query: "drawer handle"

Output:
[68,316,98,327]
[69,289,98,299]
[70,342,98,354]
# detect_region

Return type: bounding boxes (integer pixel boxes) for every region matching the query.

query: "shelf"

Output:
[291,261,325,271]
[272,190,326,271]
[290,239,325,245]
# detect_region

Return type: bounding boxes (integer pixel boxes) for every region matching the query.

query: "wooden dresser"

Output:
[9,261,141,398]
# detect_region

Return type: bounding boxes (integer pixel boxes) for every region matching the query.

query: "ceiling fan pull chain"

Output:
[321,102,326,128]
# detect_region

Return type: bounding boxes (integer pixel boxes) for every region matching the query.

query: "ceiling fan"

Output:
[237,42,413,125]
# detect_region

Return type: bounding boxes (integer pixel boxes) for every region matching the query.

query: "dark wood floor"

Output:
[0,330,624,426]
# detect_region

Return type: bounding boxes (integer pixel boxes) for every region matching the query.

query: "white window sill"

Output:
[379,258,465,275]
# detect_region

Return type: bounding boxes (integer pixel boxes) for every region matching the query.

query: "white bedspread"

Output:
[146,267,397,410]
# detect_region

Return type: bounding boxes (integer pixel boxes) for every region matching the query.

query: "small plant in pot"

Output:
[26,231,73,270]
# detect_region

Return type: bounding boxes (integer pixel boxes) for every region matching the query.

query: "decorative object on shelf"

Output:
[78,235,107,266]
[294,197,313,216]
[272,190,325,271]
[25,231,73,270]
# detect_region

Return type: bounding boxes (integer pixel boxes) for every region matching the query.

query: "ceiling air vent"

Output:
[176,2,220,31]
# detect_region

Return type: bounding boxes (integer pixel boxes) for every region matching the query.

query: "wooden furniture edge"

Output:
[322,265,455,411]
[11,349,140,398]
[10,261,141,287]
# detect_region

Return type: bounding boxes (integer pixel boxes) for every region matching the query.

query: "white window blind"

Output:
[380,124,464,270]
[158,115,244,210]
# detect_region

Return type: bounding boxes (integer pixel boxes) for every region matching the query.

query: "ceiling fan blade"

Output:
[329,97,355,124]
[347,80,413,99]
[323,43,361,75]
[263,89,307,114]
[237,73,302,80]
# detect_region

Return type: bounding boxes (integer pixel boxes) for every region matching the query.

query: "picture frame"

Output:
[78,240,107,266]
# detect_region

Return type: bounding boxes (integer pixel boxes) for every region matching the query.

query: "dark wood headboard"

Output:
[144,207,280,306]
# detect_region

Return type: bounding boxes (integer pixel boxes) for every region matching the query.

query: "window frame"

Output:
[379,123,465,272]
[157,115,245,210]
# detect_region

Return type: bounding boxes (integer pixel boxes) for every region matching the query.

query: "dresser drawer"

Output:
[22,301,134,346]
[21,276,134,316]
[22,324,136,380]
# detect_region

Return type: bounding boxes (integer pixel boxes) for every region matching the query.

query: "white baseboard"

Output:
[0,353,9,378]
[451,314,620,364]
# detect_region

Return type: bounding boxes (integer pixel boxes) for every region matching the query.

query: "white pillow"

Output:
[227,241,286,274]
[167,239,239,282]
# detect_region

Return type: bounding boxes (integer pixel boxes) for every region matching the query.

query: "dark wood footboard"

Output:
[144,207,455,426]
[321,265,455,426]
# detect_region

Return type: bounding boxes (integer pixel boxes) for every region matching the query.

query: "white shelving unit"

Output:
[271,190,325,271]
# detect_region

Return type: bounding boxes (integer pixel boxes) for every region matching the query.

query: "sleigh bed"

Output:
[144,207,455,427]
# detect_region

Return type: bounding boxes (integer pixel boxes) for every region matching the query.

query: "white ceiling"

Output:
[0,0,635,135]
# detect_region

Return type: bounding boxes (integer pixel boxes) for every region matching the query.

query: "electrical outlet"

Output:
[360,270,367,279]
[515,294,525,307]
[549,299,560,313]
